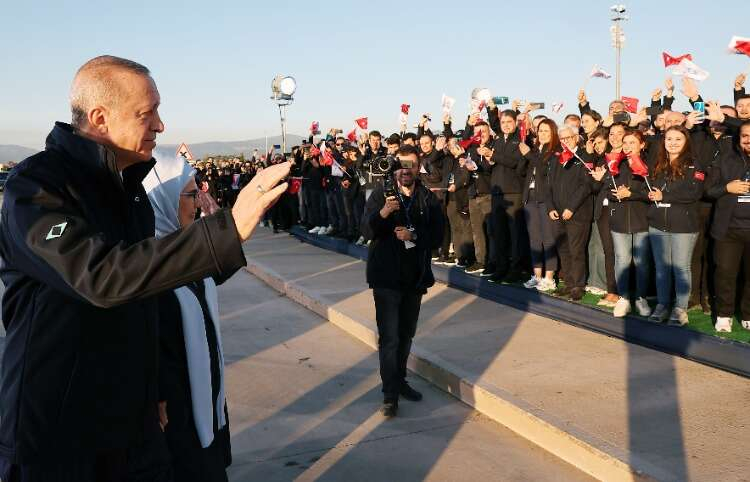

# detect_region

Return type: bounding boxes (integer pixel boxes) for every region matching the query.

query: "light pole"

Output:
[270,75,296,154]
[610,4,628,99]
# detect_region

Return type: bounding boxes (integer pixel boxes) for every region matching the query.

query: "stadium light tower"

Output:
[270,75,296,154]
[610,4,628,99]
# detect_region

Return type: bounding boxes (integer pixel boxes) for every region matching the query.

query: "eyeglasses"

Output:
[180,190,199,200]
[560,135,578,141]
[335,143,345,147]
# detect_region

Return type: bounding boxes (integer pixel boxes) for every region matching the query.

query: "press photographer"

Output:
[361,144,444,418]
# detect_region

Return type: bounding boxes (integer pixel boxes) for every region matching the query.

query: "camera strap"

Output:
[397,190,415,229]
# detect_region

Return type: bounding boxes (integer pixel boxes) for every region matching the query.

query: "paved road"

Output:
[220,270,593,482]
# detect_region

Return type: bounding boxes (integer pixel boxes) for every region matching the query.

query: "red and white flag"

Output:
[662,52,692,68]
[672,58,710,81]
[346,129,357,143]
[728,36,750,56]
[590,65,612,79]
[400,104,410,114]
[621,96,639,114]
[355,117,368,130]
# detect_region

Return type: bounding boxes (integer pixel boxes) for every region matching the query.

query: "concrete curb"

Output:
[245,260,668,482]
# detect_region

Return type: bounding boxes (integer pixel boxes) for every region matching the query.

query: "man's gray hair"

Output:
[69,55,151,128]
[558,125,578,137]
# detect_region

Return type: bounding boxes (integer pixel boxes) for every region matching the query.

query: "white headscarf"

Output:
[143,155,227,448]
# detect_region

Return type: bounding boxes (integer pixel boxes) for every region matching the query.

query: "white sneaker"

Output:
[715,317,732,333]
[536,278,556,292]
[308,226,320,234]
[668,307,689,326]
[613,298,631,318]
[523,276,540,289]
[742,320,750,330]
[356,236,365,245]
[634,297,651,317]
[323,225,334,235]
[585,286,606,296]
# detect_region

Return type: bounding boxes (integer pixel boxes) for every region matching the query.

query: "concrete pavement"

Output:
[243,228,750,482]
[219,268,593,481]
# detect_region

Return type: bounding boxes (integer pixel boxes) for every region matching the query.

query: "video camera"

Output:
[368,155,412,177]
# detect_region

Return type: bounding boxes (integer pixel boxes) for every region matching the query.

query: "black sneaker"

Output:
[464,263,485,274]
[480,267,496,277]
[400,383,423,402]
[381,399,398,417]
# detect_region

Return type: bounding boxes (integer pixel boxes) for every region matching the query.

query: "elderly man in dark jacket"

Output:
[361,144,444,418]
[0,55,290,482]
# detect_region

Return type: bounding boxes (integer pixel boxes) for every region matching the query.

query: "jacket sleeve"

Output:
[735,86,746,104]
[424,192,445,251]
[706,154,730,200]
[0,170,246,309]
[362,187,393,240]
[443,121,454,138]
[663,95,674,111]
[487,106,500,134]
[579,101,592,115]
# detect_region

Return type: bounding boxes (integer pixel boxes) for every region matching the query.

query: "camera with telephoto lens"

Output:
[368,155,399,176]
[382,157,414,198]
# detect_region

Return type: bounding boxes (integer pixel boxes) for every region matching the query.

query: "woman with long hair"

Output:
[607,128,653,317]
[519,119,560,291]
[581,110,603,141]
[645,125,705,324]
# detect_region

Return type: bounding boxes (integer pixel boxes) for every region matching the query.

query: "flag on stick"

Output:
[590,65,612,79]
[621,96,639,114]
[672,59,710,81]
[728,36,750,56]
[355,117,368,130]
[662,52,692,67]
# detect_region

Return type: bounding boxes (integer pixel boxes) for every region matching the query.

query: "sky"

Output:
[1,0,749,150]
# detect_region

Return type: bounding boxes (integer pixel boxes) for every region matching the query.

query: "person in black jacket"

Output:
[518,119,560,292]
[608,129,653,318]
[0,55,290,481]
[644,126,705,325]
[417,130,451,262]
[487,109,525,282]
[545,125,594,300]
[444,140,475,267]
[464,120,495,275]
[706,119,750,333]
[361,144,444,418]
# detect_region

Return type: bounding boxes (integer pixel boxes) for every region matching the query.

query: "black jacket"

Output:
[606,159,651,233]
[519,146,554,205]
[362,182,444,293]
[707,138,750,240]
[645,163,706,233]
[489,131,524,195]
[545,150,594,224]
[0,123,246,464]
[466,142,494,197]
[419,149,447,199]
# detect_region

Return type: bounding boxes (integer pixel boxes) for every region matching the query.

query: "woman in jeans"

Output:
[644,125,705,324]
[518,119,560,291]
[607,127,652,317]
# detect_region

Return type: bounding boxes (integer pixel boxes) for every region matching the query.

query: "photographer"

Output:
[361,144,444,418]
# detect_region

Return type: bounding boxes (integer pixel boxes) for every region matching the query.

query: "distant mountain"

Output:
[0,145,38,163]
[156,134,306,159]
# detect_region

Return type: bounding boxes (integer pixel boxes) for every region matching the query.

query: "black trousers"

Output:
[689,204,712,305]
[596,206,618,294]
[714,228,750,319]
[447,198,474,263]
[555,220,591,289]
[372,288,422,400]
[492,192,524,273]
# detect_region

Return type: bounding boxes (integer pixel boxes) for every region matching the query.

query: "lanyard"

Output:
[397,190,415,229]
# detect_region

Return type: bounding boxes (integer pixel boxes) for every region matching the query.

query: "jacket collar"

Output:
[45,122,156,191]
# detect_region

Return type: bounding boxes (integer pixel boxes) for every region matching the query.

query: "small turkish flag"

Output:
[310,145,321,157]
[559,145,575,165]
[662,52,692,67]
[347,129,357,143]
[728,36,750,56]
[605,152,625,176]
[310,121,320,134]
[628,154,649,177]
[355,117,368,130]
[694,170,706,181]
[621,96,639,114]
[459,133,482,150]
[401,104,410,115]
[519,121,528,143]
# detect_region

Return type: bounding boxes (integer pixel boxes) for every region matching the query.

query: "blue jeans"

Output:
[649,228,698,309]
[611,231,650,300]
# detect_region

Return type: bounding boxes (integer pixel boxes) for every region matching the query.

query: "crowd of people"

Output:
[197,72,750,333]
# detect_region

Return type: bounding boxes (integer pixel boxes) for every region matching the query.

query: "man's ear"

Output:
[88,106,108,135]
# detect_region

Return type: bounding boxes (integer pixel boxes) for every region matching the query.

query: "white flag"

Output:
[399,112,408,125]
[673,59,710,82]
[441,94,456,113]
[590,65,612,79]
[552,102,564,113]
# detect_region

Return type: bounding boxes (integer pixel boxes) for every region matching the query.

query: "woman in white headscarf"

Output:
[143,155,230,482]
